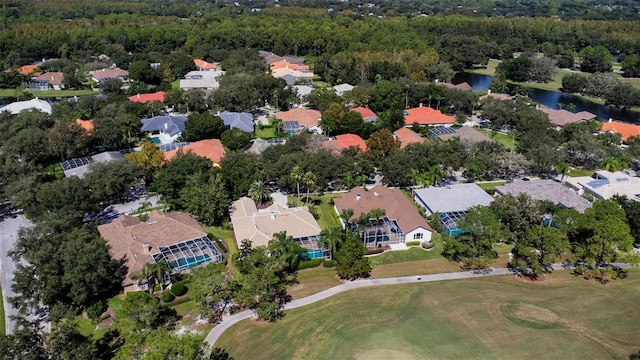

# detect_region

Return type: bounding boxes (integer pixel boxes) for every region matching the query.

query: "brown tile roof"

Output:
[436,126,494,144]
[230,197,321,248]
[98,211,207,286]
[333,186,432,233]
[34,72,64,85]
[91,68,129,80]
[394,127,424,149]
[537,107,596,127]
[437,82,473,91]
[404,106,455,126]
[350,107,378,120]
[275,108,321,129]
[480,93,514,101]
[600,120,640,141]
[163,139,226,166]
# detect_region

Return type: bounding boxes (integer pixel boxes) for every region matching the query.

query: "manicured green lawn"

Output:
[218,271,640,360]
[477,128,517,150]
[77,296,123,339]
[289,194,341,230]
[477,180,508,192]
[369,243,443,266]
[255,127,277,139]
[0,283,5,336]
[0,89,99,97]
[566,168,595,178]
[205,226,241,280]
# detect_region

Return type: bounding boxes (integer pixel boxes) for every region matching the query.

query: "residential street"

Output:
[0,210,33,335]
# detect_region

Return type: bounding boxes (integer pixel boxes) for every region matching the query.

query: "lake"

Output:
[451,72,640,123]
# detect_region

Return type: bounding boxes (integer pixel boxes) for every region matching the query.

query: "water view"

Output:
[452,72,640,123]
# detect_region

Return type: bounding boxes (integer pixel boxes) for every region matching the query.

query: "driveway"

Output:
[0,209,33,335]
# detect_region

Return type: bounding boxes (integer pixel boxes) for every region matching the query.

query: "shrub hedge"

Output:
[323,260,336,268]
[170,282,187,296]
[422,241,435,249]
[86,300,107,320]
[160,291,175,303]
[405,241,421,246]
[298,258,322,270]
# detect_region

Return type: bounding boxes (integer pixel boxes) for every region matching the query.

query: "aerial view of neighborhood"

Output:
[1,0,640,359]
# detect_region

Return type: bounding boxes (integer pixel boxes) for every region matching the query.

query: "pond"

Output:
[451,72,640,124]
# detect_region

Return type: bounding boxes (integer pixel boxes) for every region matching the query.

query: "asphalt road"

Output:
[0,212,33,335]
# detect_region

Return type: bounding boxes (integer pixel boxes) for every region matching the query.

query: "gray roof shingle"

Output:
[495,179,591,213]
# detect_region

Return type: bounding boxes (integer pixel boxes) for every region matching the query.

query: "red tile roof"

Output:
[270,60,309,72]
[323,134,367,153]
[163,139,226,165]
[34,72,64,85]
[600,121,640,142]
[18,64,41,76]
[350,107,377,120]
[275,108,321,129]
[194,59,217,70]
[404,106,455,126]
[393,127,424,149]
[128,91,166,103]
[75,119,94,134]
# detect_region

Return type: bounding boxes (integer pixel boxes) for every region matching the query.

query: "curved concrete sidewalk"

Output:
[203,267,512,345]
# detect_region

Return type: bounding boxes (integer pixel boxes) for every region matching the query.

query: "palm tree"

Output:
[566,103,577,112]
[149,261,172,291]
[406,168,421,187]
[248,180,271,205]
[290,166,303,199]
[554,161,570,183]
[339,208,354,235]
[434,94,444,109]
[319,227,344,260]
[368,208,386,226]
[428,164,447,186]
[303,171,316,204]
[617,156,632,170]
[342,172,355,190]
[600,157,621,172]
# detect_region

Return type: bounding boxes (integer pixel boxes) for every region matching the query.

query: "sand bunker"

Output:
[355,349,423,360]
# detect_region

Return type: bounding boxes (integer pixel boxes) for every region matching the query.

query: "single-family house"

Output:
[258,51,305,66]
[75,119,95,135]
[495,179,591,213]
[436,81,473,91]
[413,183,494,235]
[98,211,223,292]
[194,59,217,71]
[322,134,367,153]
[91,68,129,83]
[18,64,41,76]
[31,72,65,90]
[293,85,313,102]
[350,107,378,123]
[163,139,226,166]
[270,60,310,72]
[61,151,124,179]
[179,69,225,90]
[537,106,596,128]
[393,127,424,149]
[564,170,640,201]
[218,111,254,133]
[599,119,640,142]
[429,126,494,145]
[333,83,355,97]
[140,114,187,144]
[333,186,433,247]
[229,197,326,258]
[271,67,314,85]
[404,105,456,127]
[0,98,52,115]
[480,92,515,101]
[129,91,166,104]
[275,108,322,134]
